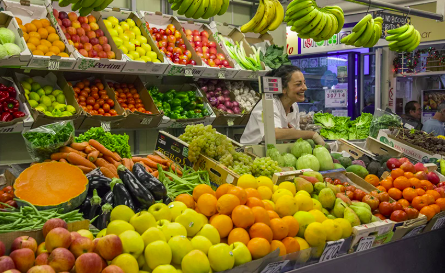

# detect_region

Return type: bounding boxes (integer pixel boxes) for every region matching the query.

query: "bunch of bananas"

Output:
[284,0,344,41]
[386,24,421,52]
[240,0,284,34]
[341,15,383,48]
[170,0,230,19]
[58,0,112,15]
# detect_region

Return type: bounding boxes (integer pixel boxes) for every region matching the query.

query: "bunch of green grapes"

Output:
[251,157,281,178]
[180,124,209,143]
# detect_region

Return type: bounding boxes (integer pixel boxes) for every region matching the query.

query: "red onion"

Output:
[217,96,225,103]
[224,101,233,109]
[208,84,215,91]
[233,107,241,114]
[201,86,208,92]
[232,101,239,107]
[222,89,230,96]
[217,104,227,111]
[216,87,222,92]
[206,93,211,99]
[209,97,218,106]
[208,91,214,97]
[226,109,234,114]
[224,97,231,102]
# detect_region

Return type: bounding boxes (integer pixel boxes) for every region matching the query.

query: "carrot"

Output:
[88,150,100,162]
[139,158,162,169]
[113,152,122,161]
[129,158,134,171]
[76,165,93,174]
[147,155,169,164]
[152,170,159,178]
[67,152,97,169]
[84,145,95,154]
[122,158,131,170]
[104,155,121,168]
[96,158,118,177]
[131,157,144,163]
[59,158,68,163]
[51,153,69,161]
[88,139,120,161]
[70,142,88,151]
[139,162,153,173]
[60,146,87,158]
[100,167,115,179]
[167,162,182,176]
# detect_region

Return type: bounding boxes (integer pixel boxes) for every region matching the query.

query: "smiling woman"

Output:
[240,65,325,145]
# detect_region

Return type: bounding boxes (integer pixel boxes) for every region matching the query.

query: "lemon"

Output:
[273,185,279,193]
[334,218,352,238]
[264,200,275,210]
[293,211,315,237]
[312,243,326,258]
[257,186,272,200]
[256,176,274,190]
[106,220,135,236]
[304,222,326,247]
[321,219,342,241]
[296,190,311,197]
[111,205,136,222]
[308,209,327,223]
[295,237,311,263]
[278,182,296,195]
[294,194,313,212]
[237,174,257,189]
[295,237,310,250]
[96,228,107,238]
[272,189,293,203]
[275,195,299,217]
[312,199,322,211]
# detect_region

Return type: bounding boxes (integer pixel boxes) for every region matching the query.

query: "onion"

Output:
[216,87,222,92]
[201,86,208,92]
[217,104,227,111]
[217,96,225,103]
[208,91,214,97]
[210,79,218,85]
[208,84,215,91]
[226,109,234,114]
[232,101,239,108]
[225,101,233,109]
[222,89,230,96]
[206,93,211,99]
[233,107,241,114]
[224,97,231,103]
[209,97,218,106]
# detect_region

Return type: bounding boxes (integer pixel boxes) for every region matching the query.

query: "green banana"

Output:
[288,5,315,21]
[58,0,72,7]
[71,0,83,11]
[287,0,312,10]
[193,0,208,18]
[185,0,202,17]
[370,23,382,46]
[292,8,318,29]
[80,0,95,7]
[309,11,327,37]
[202,0,216,19]
[171,1,182,10]
[355,20,373,47]
[406,30,421,52]
[92,0,106,8]
[352,14,372,33]
[211,0,222,17]
[79,6,94,16]
[218,0,230,15]
[363,28,376,47]
[345,20,369,45]
[325,6,344,33]
[340,35,350,44]
[397,24,415,41]
[325,12,338,40]
[401,30,419,51]
[286,0,313,17]
[299,8,322,34]
[386,33,401,41]
[387,23,409,35]
[178,0,194,15]
[318,12,333,39]
[93,0,112,10]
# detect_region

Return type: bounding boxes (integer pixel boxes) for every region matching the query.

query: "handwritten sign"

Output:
[319,239,344,262]
[325,89,347,108]
[48,59,59,70]
[374,11,410,38]
[356,236,375,252]
[101,121,111,132]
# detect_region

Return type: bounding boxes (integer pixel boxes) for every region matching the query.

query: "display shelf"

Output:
[396,71,445,77]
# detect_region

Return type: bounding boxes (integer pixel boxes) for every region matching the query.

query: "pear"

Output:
[332,198,348,218]
[294,177,313,194]
[372,215,381,222]
[313,182,326,195]
[350,201,371,211]
[350,205,372,224]
[321,208,330,216]
[327,214,336,219]
[318,188,336,209]
[302,171,323,182]
[311,193,319,200]
[344,207,361,227]
[326,182,340,194]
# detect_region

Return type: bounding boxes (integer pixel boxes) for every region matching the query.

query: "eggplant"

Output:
[96,203,112,230]
[163,196,172,205]
[88,189,102,220]
[101,190,114,207]
[88,175,111,197]
[117,164,155,209]
[79,195,91,218]
[132,163,167,201]
[111,178,135,211]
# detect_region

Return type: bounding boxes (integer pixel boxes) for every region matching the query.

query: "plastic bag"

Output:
[299,111,314,129]
[22,121,75,162]
[369,108,402,138]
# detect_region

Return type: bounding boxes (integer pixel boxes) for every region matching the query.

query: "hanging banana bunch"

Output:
[341,15,383,48]
[170,0,230,19]
[240,0,284,34]
[58,0,113,15]
[386,24,421,52]
[284,0,344,41]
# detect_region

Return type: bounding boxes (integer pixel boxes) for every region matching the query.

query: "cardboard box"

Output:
[14,70,84,129]
[99,8,170,75]
[349,223,377,253]
[337,137,403,160]
[1,1,77,70]
[103,74,162,129]
[139,11,206,77]
[244,31,274,47]
[0,11,31,67]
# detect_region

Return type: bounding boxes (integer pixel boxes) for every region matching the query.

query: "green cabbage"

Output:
[291,138,312,158]
[3,43,21,56]
[313,145,334,171]
[266,144,284,166]
[0,44,8,59]
[282,153,297,167]
[296,154,320,171]
[0,28,15,44]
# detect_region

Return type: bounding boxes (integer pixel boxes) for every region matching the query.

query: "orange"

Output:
[45,52,56,56]
[249,223,273,243]
[195,206,201,214]
[380,179,393,191]
[29,31,41,40]
[404,172,414,179]
[408,177,421,189]
[58,52,69,57]
[216,194,240,215]
[45,26,56,34]
[228,228,250,245]
[246,197,264,208]
[270,218,289,240]
[364,174,380,187]
[19,24,27,33]
[270,240,286,256]
[25,23,37,33]
[27,43,36,52]
[245,188,262,199]
[263,201,274,210]
[412,196,428,211]
[40,39,52,48]
[435,198,445,211]
[28,37,40,46]
[402,188,417,202]
[267,210,279,219]
[232,205,255,229]
[23,32,29,42]
[388,188,402,200]
[49,46,61,55]
[281,237,300,254]
[420,180,434,191]
[209,213,219,222]
[282,216,299,237]
[426,190,440,200]
[175,194,195,209]
[397,199,410,208]
[197,193,217,217]
[419,205,436,221]
[38,28,48,39]
[247,238,270,260]
[227,186,247,205]
[251,206,271,226]
[36,45,49,54]
[423,194,435,205]
[31,19,43,29]
[193,184,215,202]
[430,204,441,214]
[393,176,410,191]
[391,168,404,179]
[40,19,51,28]
[32,50,44,56]
[47,33,60,43]
[377,186,387,192]
[15,17,22,25]
[215,184,234,199]
[416,188,426,196]
[210,214,233,238]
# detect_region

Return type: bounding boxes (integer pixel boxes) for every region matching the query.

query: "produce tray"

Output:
[337,138,377,160]
[0,11,31,68]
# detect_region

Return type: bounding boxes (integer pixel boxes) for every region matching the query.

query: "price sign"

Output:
[184,68,193,77]
[48,59,59,70]
[140,117,153,125]
[218,71,226,79]
[325,89,347,108]
[432,216,445,230]
[356,236,375,252]
[319,239,344,262]
[404,225,426,238]
[260,260,289,273]
[249,71,258,79]
[226,118,235,126]
[101,121,111,132]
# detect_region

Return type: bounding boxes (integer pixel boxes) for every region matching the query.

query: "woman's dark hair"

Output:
[265,65,302,89]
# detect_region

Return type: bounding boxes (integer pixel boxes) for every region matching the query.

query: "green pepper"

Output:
[164,110,171,117]
[202,109,209,116]
[186,110,196,118]
[196,103,204,110]
[185,101,196,110]
[173,106,183,113]
[187,91,196,100]
[181,97,190,107]
[196,113,203,118]
[165,90,175,101]
[170,112,180,119]
[175,92,189,100]
[155,101,163,109]
[162,102,171,112]
[196,97,203,104]
[171,99,182,107]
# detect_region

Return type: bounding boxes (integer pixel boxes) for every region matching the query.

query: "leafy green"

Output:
[315,113,373,140]
[369,111,402,138]
[75,127,131,158]
[349,113,373,140]
[260,45,291,69]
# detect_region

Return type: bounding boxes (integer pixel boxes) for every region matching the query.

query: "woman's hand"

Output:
[312,132,325,145]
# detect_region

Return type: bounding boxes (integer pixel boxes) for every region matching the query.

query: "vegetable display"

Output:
[72,78,119,116]
[0,83,25,122]
[369,108,402,138]
[393,128,445,155]
[260,45,291,69]
[0,27,23,59]
[75,127,131,159]
[197,79,243,114]
[219,35,263,71]
[314,113,372,140]
[108,81,152,114]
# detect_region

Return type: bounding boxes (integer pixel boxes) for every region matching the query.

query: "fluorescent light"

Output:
[327,57,347,61]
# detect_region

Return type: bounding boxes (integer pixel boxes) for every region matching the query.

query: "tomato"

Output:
[346,186,356,192]
[79,101,86,107]
[374,213,386,220]
[0,193,9,202]
[97,99,105,106]
[5,200,17,208]
[345,190,354,200]
[103,103,110,113]
[324,177,333,184]
[390,210,408,222]
[109,109,117,115]
[106,99,114,107]
[137,107,146,112]
[92,93,100,100]
[83,87,91,93]
[98,108,105,115]
[86,105,93,110]
[343,182,350,187]
[80,91,88,97]
[86,97,95,105]
[91,86,98,93]
[135,103,144,108]
[134,99,142,104]
[371,190,390,202]
[362,195,380,210]
[146,110,152,114]
[78,96,86,102]
[392,202,403,211]
[101,95,109,100]
[99,90,107,96]
[119,93,126,99]
[103,113,111,116]
[333,179,342,185]
[403,206,419,220]
[2,186,12,194]
[93,103,100,110]
[354,189,366,201]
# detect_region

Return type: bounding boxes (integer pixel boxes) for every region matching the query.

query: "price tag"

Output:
[184,68,193,77]
[325,89,347,108]
[356,236,375,252]
[48,59,59,70]
[101,121,111,132]
[249,72,258,79]
[432,216,445,230]
[319,239,344,262]
[226,118,235,126]
[260,260,289,273]
[404,225,426,238]
[218,71,226,79]
[140,117,153,125]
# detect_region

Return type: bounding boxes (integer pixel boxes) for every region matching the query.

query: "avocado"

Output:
[338,157,352,168]
[346,165,369,178]
[367,161,381,176]
[331,153,342,160]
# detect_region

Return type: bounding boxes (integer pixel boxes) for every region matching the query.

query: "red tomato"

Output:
[333,179,342,185]
[101,95,109,100]
[78,96,86,102]
[379,201,393,216]
[362,195,380,211]
[80,91,88,97]
[92,93,100,100]
[106,99,114,107]
[86,97,95,105]
[93,103,100,110]
[403,206,419,220]
[86,105,93,110]
[354,189,367,201]
[99,90,107,96]
[390,210,408,222]
[98,108,105,115]
[0,193,9,202]
[97,99,105,106]
[2,186,12,194]
[109,109,117,115]
[103,103,110,112]
[104,113,111,116]
[5,200,17,208]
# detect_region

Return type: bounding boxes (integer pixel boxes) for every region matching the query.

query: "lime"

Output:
[40,96,52,107]
[29,92,41,102]
[28,100,38,108]
[43,85,53,95]
[52,89,62,96]
[52,101,59,107]
[48,95,55,102]
[56,94,66,104]
[31,82,41,92]
[61,111,72,117]
[35,106,46,112]
[37,88,45,98]
[47,106,53,112]
[44,111,53,116]
[21,81,31,90]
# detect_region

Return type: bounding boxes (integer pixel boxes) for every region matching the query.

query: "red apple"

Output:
[90,38,99,45]
[60,25,66,33]
[101,257,107,270]
[90,22,99,31]
[192,30,200,36]
[11,236,38,253]
[222,60,229,66]
[167,35,176,43]
[200,30,209,38]
[45,227,72,252]
[203,52,210,59]
[68,12,78,22]
[167,46,174,53]
[53,9,59,19]
[69,237,94,258]
[93,44,103,52]
[217,53,225,60]
[96,235,123,261]
[386,158,401,170]
[189,60,196,65]
[37,243,48,256]
[414,163,428,173]
[102,265,125,273]
[209,47,217,55]
[80,35,89,44]
[196,52,203,58]
[208,41,216,48]
[415,171,428,181]
[79,49,89,57]
[193,36,201,42]
[67,27,76,36]
[75,43,84,49]
[27,265,55,273]
[202,46,209,54]
[57,18,62,26]
[0,256,15,272]
[75,253,102,273]
[107,51,116,59]
[167,42,175,48]
[0,241,5,256]
[89,50,98,58]
[78,16,88,24]
[428,172,440,185]
[71,34,80,43]
[214,59,221,65]
[81,23,91,31]
[186,35,193,42]
[195,41,202,47]
[400,162,415,173]
[83,43,93,51]
[159,29,165,35]
[98,51,108,58]
[76,27,86,37]
[167,24,176,33]
[190,41,195,48]
[208,59,215,66]
[35,253,49,265]
[102,44,111,52]
[201,41,208,47]
[71,232,81,242]
[62,18,71,28]
[180,44,187,52]
[10,248,35,273]
[165,28,172,35]
[87,30,96,39]
[48,248,75,272]
[95,29,104,37]
[87,15,96,23]
[72,20,81,29]
[201,36,209,44]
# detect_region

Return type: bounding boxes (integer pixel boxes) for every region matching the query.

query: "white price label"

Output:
[140,117,153,125]
[319,239,344,262]
[48,59,59,70]
[432,216,445,230]
[261,260,289,273]
[184,68,193,77]
[101,121,111,132]
[356,236,375,252]
[404,225,426,238]
[218,71,226,79]
[249,72,258,79]
[325,89,347,108]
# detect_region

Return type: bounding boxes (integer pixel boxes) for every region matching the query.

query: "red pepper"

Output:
[0,112,12,122]
[2,97,19,113]
[7,87,16,98]
[13,111,25,118]
[0,91,8,104]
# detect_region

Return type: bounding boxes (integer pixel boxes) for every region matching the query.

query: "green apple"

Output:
[157,219,170,229]
[29,92,40,102]
[232,242,252,266]
[125,30,136,40]
[43,85,53,95]
[120,46,129,54]
[161,222,187,241]
[208,243,235,272]
[168,201,187,221]
[129,51,140,60]
[96,228,107,238]
[40,95,51,107]
[152,265,177,273]
[115,25,124,35]
[54,103,66,111]
[181,250,210,273]
[106,220,135,236]
[168,235,193,264]
[131,26,141,36]
[147,51,158,60]
[123,41,135,52]
[136,35,147,44]
[130,211,157,234]
[25,77,33,84]
[175,209,204,237]
[145,240,172,270]
[48,95,55,102]
[113,37,123,47]
[24,88,30,94]
[52,89,62,96]
[28,99,38,108]
[120,22,130,31]
[119,230,144,259]
[196,224,220,245]
[112,253,139,273]
[77,229,94,240]
[190,236,212,255]
[141,43,151,53]
[148,203,172,221]
[111,205,136,222]
[141,227,166,247]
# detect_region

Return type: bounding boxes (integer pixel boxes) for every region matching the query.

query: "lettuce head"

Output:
[3,43,21,56]
[0,28,15,44]
[0,44,8,59]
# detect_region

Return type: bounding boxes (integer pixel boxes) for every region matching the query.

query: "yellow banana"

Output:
[266,0,284,31]
[253,0,275,33]
[240,0,266,33]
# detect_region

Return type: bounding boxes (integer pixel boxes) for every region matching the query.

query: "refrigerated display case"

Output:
[422,89,445,123]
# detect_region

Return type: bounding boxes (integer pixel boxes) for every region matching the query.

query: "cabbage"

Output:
[0,44,8,59]
[313,145,334,171]
[291,138,312,158]
[296,154,320,171]
[3,43,21,56]
[0,28,15,44]
[282,153,297,167]
[266,144,284,166]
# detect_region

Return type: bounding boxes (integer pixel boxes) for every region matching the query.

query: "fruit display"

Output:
[16,17,69,58]
[341,15,383,48]
[219,35,263,71]
[240,0,284,34]
[148,86,210,119]
[285,0,345,41]
[103,16,161,63]
[0,83,26,122]
[71,78,119,116]
[0,27,23,58]
[54,10,117,59]
[171,0,230,19]
[107,81,152,114]
[197,79,243,114]
[20,77,76,117]
[184,28,232,68]
[58,0,113,14]
[314,113,373,140]
[386,24,421,52]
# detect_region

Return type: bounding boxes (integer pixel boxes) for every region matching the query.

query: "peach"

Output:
[11,236,37,253]
[0,256,15,272]
[83,43,92,51]
[71,34,80,43]
[90,22,99,31]
[93,44,103,52]
[10,248,35,273]
[89,49,98,58]
[45,227,72,252]
[96,235,123,261]
[72,20,81,29]
[78,16,88,24]
[102,265,125,273]
[3,270,20,273]
[107,51,116,59]
[98,36,108,45]
[35,253,49,265]
[95,29,104,37]
[81,23,91,31]
[79,49,88,57]
[68,12,78,22]
[69,237,94,258]
[42,219,67,238]
[87,30,96,39]
[98,51,108,58]
[48,248,75,272]
[71,231,81,242]
[92,238,100,254]
[67,27,77,36]
[76,28,86,37]
[80,35,89,44]
[102,44,111,52]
